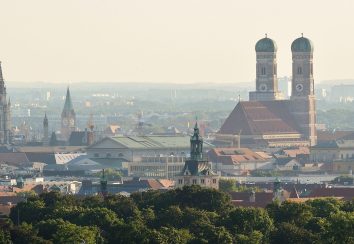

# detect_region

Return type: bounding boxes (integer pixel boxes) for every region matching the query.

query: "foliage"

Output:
[93,168,123,181]
[16,190,37,198]
[219,179,236,192]
[1,186,353,243]
[219,179,260,193]
[224,207,274,241]
[324,211,354,244]
[270,222,318,244]
[0,228,11,244]
[332,175,354,185]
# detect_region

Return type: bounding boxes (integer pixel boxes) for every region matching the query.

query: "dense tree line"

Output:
[0,186,353,243]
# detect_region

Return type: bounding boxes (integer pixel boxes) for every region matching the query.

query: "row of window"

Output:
[93,153,124,158]
[296,64,313,75]
[258,65,313,76]
[258,66,277,75]
[93,152,187,158]
[341,154,354,160]
[178,178,217,185]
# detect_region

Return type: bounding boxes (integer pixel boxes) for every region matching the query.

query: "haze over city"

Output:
[1,0,354,83]
[0,2,354,243]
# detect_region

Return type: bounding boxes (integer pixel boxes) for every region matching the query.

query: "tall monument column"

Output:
[249,35,283,101]
[290,35,317,146]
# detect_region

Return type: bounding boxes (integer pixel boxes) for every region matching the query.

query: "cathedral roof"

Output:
[255,37,277,52]
[218,101,301,136]
[291,35,314,53]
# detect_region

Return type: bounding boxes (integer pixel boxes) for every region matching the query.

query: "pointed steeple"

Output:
[43,112,48,126]
[0,61,3,83]
[63,87,74,112]
[0,61,5,95]
[190,121,203,161]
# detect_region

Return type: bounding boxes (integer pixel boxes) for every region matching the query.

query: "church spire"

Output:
[0,61,3,83]
[63,87,74,112]
[190,121,203,161]
[0,61,5,95]
[43,112,48,126]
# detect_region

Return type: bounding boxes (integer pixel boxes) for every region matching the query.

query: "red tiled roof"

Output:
[317,131,354,142]
[0,196,25,205]
[229,191,274,208]
[208,148,269,165]
[146,179,163,189]
[158,179,174,188]
[283,147,310,157]
[307,188,354,200]
[0,153,30,166]
[219,101,301,135]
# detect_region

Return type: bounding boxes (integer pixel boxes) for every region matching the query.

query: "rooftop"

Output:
[90,135,213,150]
[219,101,301,136]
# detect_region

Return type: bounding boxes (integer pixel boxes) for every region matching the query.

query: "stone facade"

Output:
[175,123,219,189]
[290,37,317,146]
[249,37,283,101]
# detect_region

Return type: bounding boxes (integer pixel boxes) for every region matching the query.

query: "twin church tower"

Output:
[250,34,314,102]
[219,35,317,147]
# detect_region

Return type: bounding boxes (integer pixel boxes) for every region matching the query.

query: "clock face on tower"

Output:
[62,117,75,127]
[295,84,303,92]
[69,118,75,126]
[62,118,69,126]
[259,84,267,92]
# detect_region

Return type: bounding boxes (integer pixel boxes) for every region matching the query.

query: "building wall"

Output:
[213,161,273,176]
[333,161,354,173]
[249,50,283,101]
[88,147,189,162]
[310,148,338,163]
[175,175,219,190]
[126,156,185,179]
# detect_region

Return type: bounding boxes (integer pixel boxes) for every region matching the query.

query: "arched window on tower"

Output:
[310,64,313,75]
[261,67,266,75]
[297,67,302,74]
[274,64,277,75]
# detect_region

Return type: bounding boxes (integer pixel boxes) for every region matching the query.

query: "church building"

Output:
[61,87,76,140]
[218,35,317,148]
[0,62,11,144]
[175,122,219,189]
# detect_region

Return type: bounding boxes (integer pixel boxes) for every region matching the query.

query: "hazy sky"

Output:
[0,0,354,83]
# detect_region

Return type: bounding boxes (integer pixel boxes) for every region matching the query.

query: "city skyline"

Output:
[0,1,354,83]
